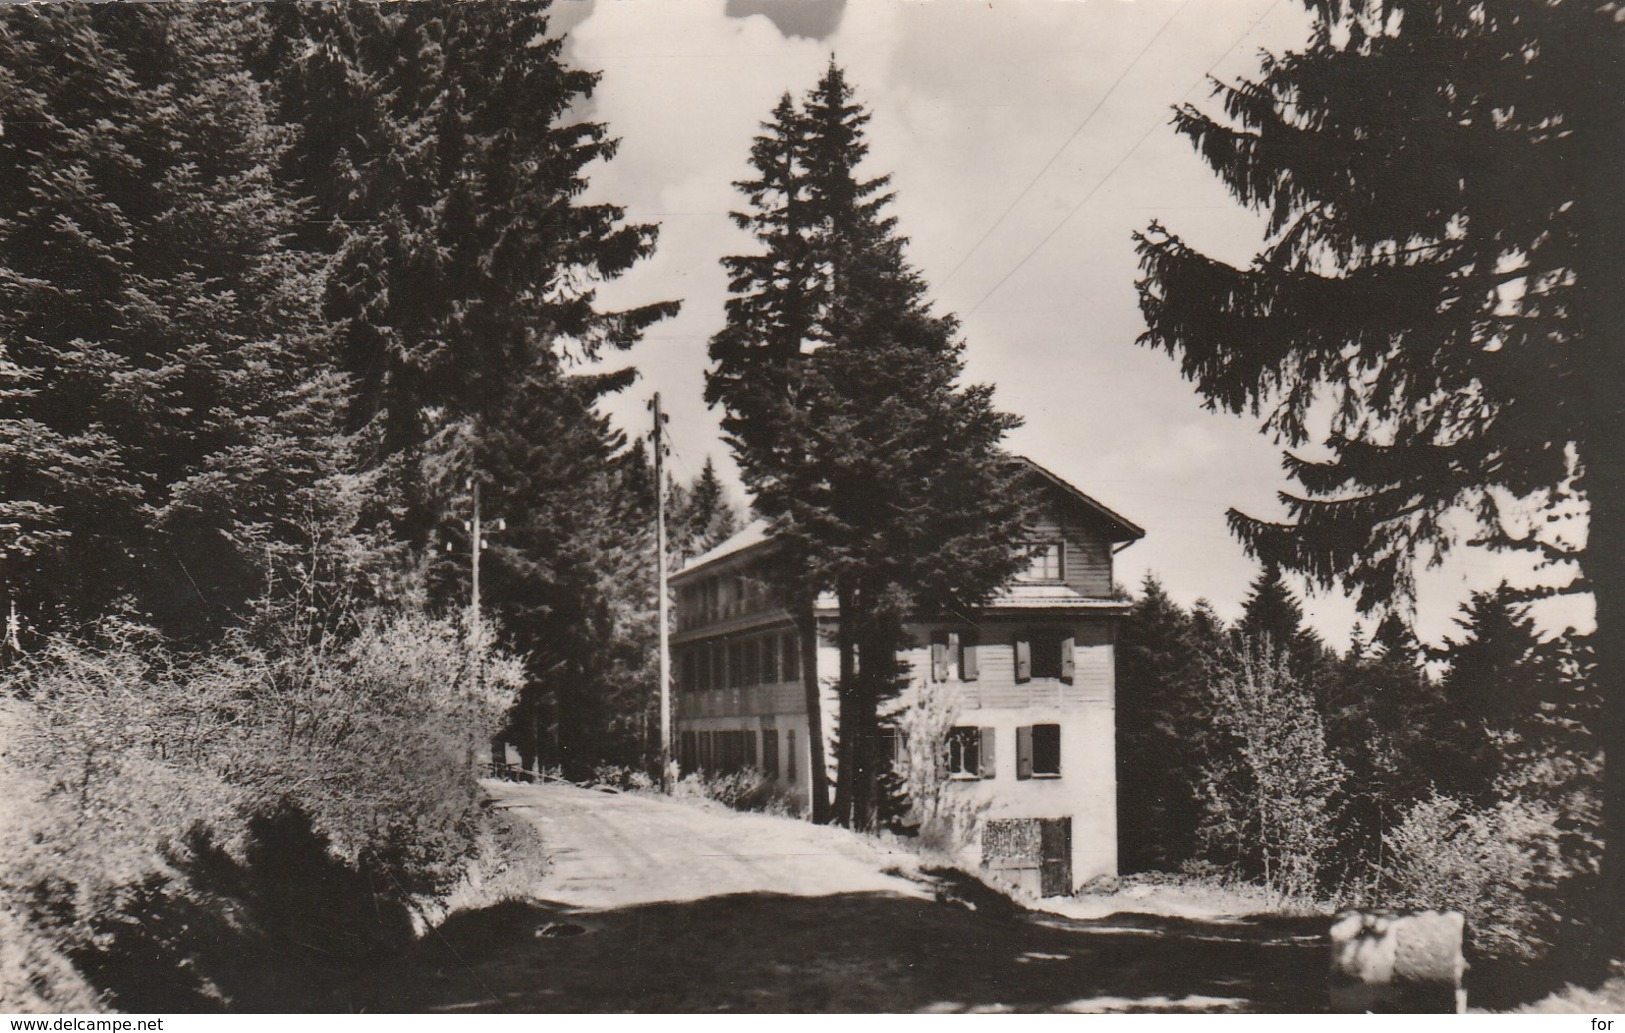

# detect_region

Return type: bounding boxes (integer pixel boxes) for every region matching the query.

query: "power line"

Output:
[962,0,1289,319]
[937,0,1195,292]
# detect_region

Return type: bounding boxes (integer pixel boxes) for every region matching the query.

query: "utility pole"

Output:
[456,477,506,771]
[649,393,672,786]
[3,598,22,658]
[470,478,482,646]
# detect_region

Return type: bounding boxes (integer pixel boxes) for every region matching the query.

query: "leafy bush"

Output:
[590,763,658,792]
[673,768,794,814]
[1377,792,1568,962]
[1,607,520,1011]
[0,906,103,1013]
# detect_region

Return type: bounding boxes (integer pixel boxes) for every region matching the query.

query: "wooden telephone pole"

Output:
[459,477,505,769]
[650,394,672,785]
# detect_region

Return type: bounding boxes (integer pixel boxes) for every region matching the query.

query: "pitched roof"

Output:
[672,456,1143,581]
[672,519,772,582]
[1010,456,1145,543]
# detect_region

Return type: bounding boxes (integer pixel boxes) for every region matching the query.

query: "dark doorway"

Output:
[1039,817,1072,897]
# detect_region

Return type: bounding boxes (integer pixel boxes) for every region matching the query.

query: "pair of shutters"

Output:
[1013,633,1076,684]
[1015,723,1061,779]
[929,631,979,682]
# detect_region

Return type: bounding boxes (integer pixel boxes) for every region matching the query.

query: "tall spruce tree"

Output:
[262,2,678,543]
[675,457,740,560]
[1134,0,1625,955]
[1117,574,1210,871]
[261,3,678,771]
[709,63,1031,827]
[1436,588,1596,802]
[430,366,656,777]
[0,6,347,641]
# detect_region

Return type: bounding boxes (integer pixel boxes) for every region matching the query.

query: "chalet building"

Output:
[669,457,1143,892]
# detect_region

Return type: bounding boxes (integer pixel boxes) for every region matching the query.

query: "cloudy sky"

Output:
[553,0,1588,648]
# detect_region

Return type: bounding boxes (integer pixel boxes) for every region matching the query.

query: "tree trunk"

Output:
[797,607,830,823]
[1590,461,1625,969]
[831,581,858,827]
[1577,4,1625,968]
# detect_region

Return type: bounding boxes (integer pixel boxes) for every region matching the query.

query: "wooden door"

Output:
[1039,817,1072,897]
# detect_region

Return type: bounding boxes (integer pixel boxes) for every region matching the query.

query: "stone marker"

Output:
[1328,908,1468,1013]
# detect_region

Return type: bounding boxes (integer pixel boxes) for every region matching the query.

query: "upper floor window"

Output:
[930,629,980,682]
[1014,631,1076,684]
[780,630,801,681]
[1016,541,1064,583]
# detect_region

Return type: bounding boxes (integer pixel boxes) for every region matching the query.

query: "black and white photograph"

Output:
[0,0,1620,1017]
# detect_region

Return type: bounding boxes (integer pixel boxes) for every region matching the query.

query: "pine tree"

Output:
[709,63,1031,827]
[1234,564,1331,670]
[1117,574,1209,871]
[1435,588,1595,802]
[0,6,346,640]
[675,458,740,560]
[1133,0,1625,956]
[259,3,679,773]
[430,366,655,778]
[263,2,679,543]
[1322,611,1444,880]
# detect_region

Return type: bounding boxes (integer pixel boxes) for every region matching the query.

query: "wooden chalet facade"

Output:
[669,457,1144,891]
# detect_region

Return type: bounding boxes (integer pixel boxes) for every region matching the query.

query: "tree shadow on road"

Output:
[368,885,1333,1013]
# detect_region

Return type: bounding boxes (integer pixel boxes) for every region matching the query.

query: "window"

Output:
[709,728,753,773]
[1017,724,1061,779]
[1016,541,1064,583]
[776,626,796,682]
[930,630,980,682]
[742,637,760,686]
[785,729,797,783]
[680,649,696,694]
[948,726,995,779]
[761,635,779,683]
[1014,631,1075,684]
[958,630,979,681]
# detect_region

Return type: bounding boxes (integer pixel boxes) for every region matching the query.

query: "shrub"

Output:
[1377,792,1566,962]
[0,906,103,1013]
[227,611,522,896]
[673,768,794,814]
[0,607,520,1010]
[590,763,658,792]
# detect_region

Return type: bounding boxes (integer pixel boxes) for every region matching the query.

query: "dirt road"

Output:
[485,780,923,907]
[377,782,1331,1013]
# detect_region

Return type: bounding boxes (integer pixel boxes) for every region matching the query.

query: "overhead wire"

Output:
[960,0,1291,320]
[936,0,1196,292]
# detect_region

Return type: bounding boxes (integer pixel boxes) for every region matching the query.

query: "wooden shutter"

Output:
[930,632,949,682]
[978,726,997,779]
[959,630,979,681]
[1016,725,1034,780]
[1060,634,1076,684]
[1014,635,1032,682]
